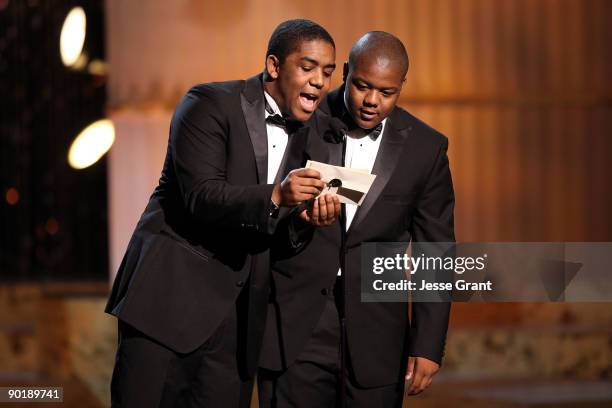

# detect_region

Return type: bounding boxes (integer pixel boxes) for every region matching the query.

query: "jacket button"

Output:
[321,288,329,296]
[236,281,245,287]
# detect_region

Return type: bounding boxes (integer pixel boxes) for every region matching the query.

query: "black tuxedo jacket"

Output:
[105,74,313,377]
[260,87,455,387]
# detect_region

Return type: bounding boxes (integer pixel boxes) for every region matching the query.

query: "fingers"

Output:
[316,195,341,226]
[406,368,426,395]
[295,176,326,190]
[303,194,340,227]
[283,191,318,207]
[290,169,325,190]
[313,196,330,226]
[297,186,323,196]
[295,180,325,194]
[333,195,340,217]
[311,197,320,223]
[405,358,439,396]
[318,196,328,220]
[291,168,321,179]
[298,209,311,223]
[414,376,433,395]
[405,356,415,381]
[279,169,326,206]
[320,195,337,225]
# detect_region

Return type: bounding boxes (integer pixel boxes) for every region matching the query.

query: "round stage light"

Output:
[60,6,87,67]
[68,119,115,169]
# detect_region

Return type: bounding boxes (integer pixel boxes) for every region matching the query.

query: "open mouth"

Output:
[299,92,319,112]
[359,109,378,121]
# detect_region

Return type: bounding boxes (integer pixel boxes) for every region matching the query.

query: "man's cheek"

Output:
[323,78,332,91]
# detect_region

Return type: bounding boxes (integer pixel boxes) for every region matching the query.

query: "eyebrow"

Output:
[353,77,399,92]
[301,57,336,69]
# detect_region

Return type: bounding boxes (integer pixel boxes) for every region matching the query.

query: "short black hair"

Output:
[348,31,409,77]
[266,19,335,63]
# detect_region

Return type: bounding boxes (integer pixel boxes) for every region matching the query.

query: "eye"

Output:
[302,66,313,72]
[323,70,333,78]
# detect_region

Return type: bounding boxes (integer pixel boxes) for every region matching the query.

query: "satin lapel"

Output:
[275,125,309,183]
[347,113,409,237]
[271,125,312,221]
[327,88,346,167]
[314,94,344,166]
[240,74,268,185]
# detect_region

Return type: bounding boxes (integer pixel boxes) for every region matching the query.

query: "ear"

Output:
[266,55,281,80]
[342,62,349,82]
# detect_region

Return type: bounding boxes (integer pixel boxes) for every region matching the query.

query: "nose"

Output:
[363,90,379,107]
[309,70,324,89]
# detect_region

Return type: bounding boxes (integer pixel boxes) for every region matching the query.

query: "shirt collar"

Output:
[264,91,282,117]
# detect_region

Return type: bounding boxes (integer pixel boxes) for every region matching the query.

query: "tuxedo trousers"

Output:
[258,291,405,408]
[110,296,253,408]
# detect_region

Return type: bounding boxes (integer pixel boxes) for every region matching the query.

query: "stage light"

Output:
[68,119,115,169]
[60,6,87,67]
[5,187,19,205]
[45,217,59,235]
[87,59,108,76]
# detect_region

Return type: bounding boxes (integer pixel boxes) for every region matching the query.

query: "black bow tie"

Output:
[265,99,303,133]
[266,113,303,133]
[265,114,287,128]
[365,122,384,140]
[323,117,384,144]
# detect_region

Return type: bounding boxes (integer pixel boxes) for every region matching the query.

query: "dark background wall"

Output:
[1,0,108,281]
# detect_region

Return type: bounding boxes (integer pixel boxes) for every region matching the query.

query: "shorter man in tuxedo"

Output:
[259,31,454,407]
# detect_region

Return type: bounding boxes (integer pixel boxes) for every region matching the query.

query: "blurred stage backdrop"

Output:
[1,0,611,407]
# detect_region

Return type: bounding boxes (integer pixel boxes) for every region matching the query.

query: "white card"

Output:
[306,160,377,206]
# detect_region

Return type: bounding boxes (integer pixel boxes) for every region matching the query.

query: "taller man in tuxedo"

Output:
[259,31,455,407]
[106,19,338,407]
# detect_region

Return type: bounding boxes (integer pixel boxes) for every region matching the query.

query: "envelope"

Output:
[306,160,377,206]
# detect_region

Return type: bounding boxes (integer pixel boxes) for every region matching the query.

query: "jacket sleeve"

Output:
[170,87,275,232]
[270,207,316,260]
[409,136,455,365]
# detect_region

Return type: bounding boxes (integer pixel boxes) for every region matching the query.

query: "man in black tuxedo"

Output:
[259,31,455,407]
[106,19,340,407]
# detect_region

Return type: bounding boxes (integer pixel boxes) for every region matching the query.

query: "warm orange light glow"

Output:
[5,187,19,205]
[45,217,59,235]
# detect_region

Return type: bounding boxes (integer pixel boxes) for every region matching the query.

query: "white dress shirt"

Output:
[264,91,290,184]
[338,116,387,275]
[343,121,386,228]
